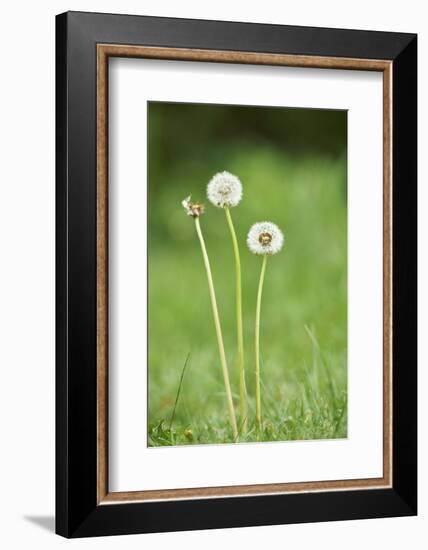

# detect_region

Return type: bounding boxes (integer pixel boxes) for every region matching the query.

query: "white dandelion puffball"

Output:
[247,222,284,255]
[207,171,243,208]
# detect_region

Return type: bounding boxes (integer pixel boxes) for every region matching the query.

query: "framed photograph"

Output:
[56,11,417,538]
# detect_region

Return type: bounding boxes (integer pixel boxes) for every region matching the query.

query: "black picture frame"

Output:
[56,11,417,538]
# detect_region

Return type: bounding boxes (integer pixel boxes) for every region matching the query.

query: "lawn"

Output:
[147,139,347,446]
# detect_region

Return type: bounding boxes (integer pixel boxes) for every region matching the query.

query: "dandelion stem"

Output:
[194,216,238,440]
[224,206,247,431]
[255,254,268,434]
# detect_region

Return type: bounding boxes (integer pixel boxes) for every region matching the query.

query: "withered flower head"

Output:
[182,195,205,217]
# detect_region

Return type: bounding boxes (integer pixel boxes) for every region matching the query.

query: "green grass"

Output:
[148,330,347,446]
[147,145,347,446]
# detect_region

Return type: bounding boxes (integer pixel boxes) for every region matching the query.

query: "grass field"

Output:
[147,136,347,446]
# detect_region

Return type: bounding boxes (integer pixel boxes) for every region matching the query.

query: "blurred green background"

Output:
[147,101,347,446]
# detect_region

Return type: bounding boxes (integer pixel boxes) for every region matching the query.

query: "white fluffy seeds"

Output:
[207,171,243,208]
[247,222,284,255]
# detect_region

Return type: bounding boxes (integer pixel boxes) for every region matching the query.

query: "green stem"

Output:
[224,206,247,431]
[255,254,268,434]
[194,216,238,440]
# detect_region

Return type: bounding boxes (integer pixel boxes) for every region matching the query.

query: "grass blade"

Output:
[169,352,191,431]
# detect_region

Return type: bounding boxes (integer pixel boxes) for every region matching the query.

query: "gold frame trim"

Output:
[96,44,393,504]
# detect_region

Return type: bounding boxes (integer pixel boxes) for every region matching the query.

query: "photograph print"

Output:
[147,101,347,447]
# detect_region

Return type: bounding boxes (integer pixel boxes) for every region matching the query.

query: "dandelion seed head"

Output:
[207,171,243,208]
[247,221,284,255]
[182,195,205,217]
